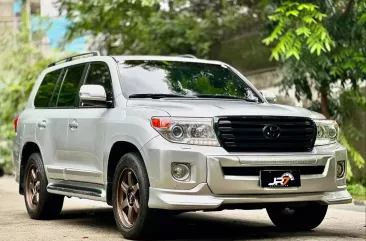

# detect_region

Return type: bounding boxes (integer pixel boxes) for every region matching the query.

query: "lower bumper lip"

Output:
[148,184,352,210]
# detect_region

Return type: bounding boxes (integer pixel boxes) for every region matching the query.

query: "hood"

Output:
[127,99,326,119]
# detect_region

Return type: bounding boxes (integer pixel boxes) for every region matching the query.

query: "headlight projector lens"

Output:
[171,125,184,139]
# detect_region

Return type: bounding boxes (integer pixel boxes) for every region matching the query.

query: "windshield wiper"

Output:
[129,93,259,102]
[128,93,187,99]
[193,94,258,102]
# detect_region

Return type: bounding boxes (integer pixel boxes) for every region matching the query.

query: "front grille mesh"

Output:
[215,116,317,152]
[222,166,325,176]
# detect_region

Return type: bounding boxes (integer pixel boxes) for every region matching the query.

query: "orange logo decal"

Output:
[282,176,291,185]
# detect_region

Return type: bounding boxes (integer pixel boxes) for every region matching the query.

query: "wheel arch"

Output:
[19,142,41,195]
[106,141,145,205]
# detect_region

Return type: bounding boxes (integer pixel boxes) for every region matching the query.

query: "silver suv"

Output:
[13,52,351,239]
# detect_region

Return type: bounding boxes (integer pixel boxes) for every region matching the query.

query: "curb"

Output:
[352,199,366,206]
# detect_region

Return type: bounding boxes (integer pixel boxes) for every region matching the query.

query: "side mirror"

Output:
[259,90,277,103]
[79,84,110,107]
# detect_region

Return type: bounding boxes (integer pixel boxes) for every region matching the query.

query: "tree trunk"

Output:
[21,0,31,43]
[344,0,355,16]
[320,92,331,119]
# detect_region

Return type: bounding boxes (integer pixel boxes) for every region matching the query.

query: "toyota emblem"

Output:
[263,124,281,139]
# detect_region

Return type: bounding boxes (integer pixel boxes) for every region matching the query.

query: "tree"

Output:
[35,0,366,181]
[0,27,57,173]
[21,0,32,43]
[58,0,265,57]
[0,0,61,173]
[263,0,366,180]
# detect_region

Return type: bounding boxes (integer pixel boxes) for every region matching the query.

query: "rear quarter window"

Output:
[34,69,62,108]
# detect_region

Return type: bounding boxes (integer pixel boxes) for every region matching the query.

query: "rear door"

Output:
[34,68,68,180]
[65,62,114,184]
[46,63,88,179]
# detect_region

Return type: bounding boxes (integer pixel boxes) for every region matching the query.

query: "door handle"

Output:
[37,120,47,129]
[69,120,78,129]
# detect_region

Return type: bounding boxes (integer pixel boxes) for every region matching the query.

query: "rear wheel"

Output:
[24,153,64,219]
[267,203,328,231]
[112,152,152,239]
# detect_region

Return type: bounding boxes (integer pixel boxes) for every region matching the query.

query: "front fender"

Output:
[102,106,168,184]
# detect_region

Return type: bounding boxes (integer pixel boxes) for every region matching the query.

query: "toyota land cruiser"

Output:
[13,52,352,239]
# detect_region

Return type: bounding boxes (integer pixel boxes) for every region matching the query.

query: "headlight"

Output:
[314,120,339,146]
[151,117,220,146]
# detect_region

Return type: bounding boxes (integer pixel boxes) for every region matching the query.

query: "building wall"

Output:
[11,0,87,52]
[0,0,13,18]
[0,0,14,22]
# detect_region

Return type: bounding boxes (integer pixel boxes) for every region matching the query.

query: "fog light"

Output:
[171,163,190,181]
[337,161,345,178]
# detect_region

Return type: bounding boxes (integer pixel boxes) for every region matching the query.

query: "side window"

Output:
[49,70,65,107]
[84,62,113,102]
[56,64,86,107]
[34,69,62,108]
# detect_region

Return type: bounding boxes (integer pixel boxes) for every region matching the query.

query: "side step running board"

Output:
[47,183,105,201]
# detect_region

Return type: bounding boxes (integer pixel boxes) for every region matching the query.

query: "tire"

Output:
[267,202,328,231]
[112,152,153,239]
[24,152,64,219]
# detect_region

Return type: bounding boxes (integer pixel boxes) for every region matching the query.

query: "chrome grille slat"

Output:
[215,116,317,152]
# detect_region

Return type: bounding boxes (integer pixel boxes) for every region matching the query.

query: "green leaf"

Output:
[325,41,331,51]
[359,13,366,24]
[302,16,316,24]
[340,134,365,169]
[309,43,318,53]
[321,31,327,40]
[297,3,310,10]
[270,50,280,61]
[286,10,299,17]
[296,26,311,36]
[262,37,272,45]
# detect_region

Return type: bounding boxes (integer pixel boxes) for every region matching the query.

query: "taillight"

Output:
[14,115,19,133]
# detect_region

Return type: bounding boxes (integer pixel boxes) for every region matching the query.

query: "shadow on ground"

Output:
[59,208,348,240]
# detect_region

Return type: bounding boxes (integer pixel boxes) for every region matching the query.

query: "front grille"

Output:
[215,116,316,152]
[222,166,325,176]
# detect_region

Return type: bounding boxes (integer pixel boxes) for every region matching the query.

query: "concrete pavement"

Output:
[0,175,365,241]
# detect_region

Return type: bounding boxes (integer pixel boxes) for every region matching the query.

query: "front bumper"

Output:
[149,184,352,210]
[141,136,352,210]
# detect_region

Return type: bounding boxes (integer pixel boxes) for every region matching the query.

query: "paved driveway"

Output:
[0,176,365,241]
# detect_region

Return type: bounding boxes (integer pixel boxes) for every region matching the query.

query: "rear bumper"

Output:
[149,184,352,210]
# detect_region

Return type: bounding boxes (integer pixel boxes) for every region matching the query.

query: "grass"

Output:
[347,183,366,200]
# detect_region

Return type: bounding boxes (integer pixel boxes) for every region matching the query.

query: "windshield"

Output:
[118,60,261,102]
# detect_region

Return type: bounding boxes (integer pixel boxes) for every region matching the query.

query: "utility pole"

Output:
[21,0,32,43]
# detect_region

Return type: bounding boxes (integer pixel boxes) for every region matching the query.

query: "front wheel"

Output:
[267,203,328,231]
[112,152,152,239]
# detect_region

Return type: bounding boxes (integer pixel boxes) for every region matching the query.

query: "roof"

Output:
[46,53,226,73]
[112,55,224,65]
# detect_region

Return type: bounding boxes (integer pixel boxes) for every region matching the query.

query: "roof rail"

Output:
[178,54,197,59]
[48,51,101,67]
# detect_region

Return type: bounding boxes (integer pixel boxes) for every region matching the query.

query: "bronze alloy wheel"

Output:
[116,168,141,228]
[26,165,40,210]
